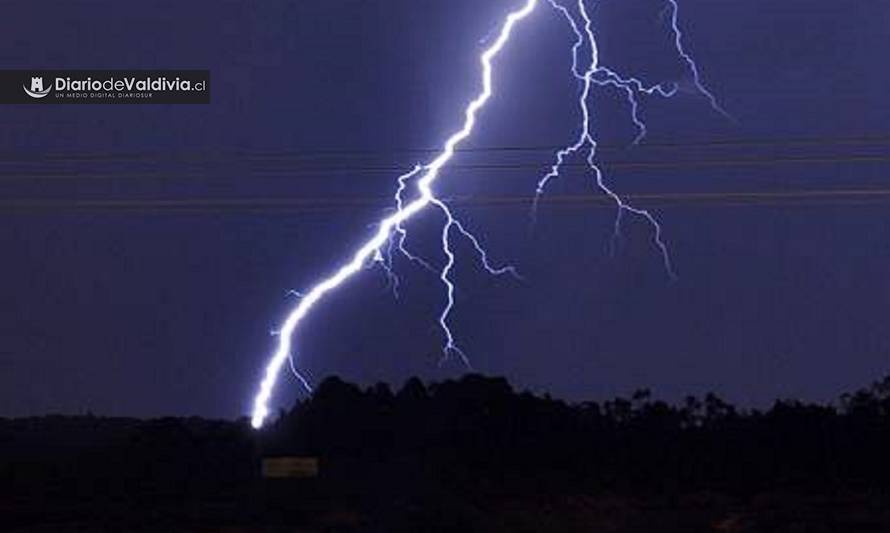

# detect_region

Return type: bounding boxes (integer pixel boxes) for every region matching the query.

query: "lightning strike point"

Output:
[250,0,539,429]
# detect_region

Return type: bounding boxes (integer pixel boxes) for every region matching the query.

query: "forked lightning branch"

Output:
[250,0,726,429]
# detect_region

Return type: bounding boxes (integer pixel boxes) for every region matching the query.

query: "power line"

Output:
[0,154,888,181]
[0,133,888,163]
[4,188,890,214]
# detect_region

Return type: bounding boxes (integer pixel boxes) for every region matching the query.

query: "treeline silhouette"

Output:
[263,374,890,496]
[4,374,890,530]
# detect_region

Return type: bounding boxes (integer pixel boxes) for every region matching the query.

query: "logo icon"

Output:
[23,77,51,99]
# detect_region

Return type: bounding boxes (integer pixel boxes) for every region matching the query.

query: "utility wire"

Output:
[0,154,888,181]
[0,133,889,163]
[4,188,890,214]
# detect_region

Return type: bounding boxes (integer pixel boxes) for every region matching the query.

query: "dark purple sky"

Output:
[1,0,889,419]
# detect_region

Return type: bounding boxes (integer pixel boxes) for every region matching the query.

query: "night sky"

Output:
[1,0,888,419]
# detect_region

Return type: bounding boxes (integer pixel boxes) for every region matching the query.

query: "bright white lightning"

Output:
[250,0,538,429]
[535,0,729,278]
[252,0,726,428]
[535,0,676,279]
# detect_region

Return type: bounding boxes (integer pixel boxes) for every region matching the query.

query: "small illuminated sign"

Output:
[261,456,319,479]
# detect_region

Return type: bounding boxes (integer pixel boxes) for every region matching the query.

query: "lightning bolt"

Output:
[535,0,729,277]
[534,0,675,278]
[251,0,536,429]
[250,0,726,428]
[665,0,733,121]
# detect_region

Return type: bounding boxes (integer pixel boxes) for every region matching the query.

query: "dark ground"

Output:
[4,374,890,532]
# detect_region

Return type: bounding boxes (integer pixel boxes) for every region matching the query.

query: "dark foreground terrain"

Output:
[4,375,890,532]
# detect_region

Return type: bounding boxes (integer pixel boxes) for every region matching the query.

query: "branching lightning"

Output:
[665,0,733,121]
[250,0,726,428]
[250,0,536,428]
[534,0,728,278]
[535,0,677,279]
